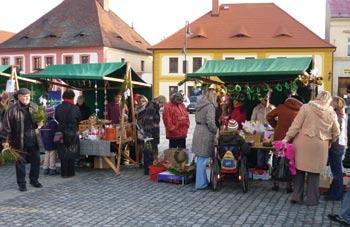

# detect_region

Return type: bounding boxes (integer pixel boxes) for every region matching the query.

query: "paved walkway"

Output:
[0,114,343,226]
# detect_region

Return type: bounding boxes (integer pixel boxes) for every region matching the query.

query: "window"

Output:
[33,57,41,70]
[121,58,125,63]
[245,57,255,59]
[348,38,350,56]
[1,57,9,65]
[15,57,23,71]
[192,57,202,72]
[225,57,235,60]
[45,56,54,66]
[169,57,178,73]
[81,55,90,64]
[64,56,73,64]
[182,60,188,74]
[141,60,145,72]
[169,86,178,96]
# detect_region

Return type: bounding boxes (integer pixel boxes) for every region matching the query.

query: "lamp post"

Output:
[183,21,191,96]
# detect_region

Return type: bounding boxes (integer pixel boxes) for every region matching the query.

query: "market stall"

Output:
[23,62,151,175]
[183,57,322,182]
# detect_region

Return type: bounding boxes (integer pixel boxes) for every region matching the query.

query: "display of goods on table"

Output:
[241,121,274,147]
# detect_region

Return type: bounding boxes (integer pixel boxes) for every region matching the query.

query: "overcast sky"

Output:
[0,0,326,45]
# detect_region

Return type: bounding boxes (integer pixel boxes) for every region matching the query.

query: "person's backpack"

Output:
[221,151,237,171]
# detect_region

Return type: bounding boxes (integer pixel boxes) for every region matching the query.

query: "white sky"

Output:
[0,0,326,45]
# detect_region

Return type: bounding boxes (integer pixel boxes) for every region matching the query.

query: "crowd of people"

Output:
[0,86,349,225]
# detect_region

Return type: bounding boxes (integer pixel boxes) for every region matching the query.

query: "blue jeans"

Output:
[328,144,345,200]
[195,156,209,189]
[340,181,350,224]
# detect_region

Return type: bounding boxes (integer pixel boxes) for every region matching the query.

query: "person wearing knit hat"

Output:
[227,119,239,131]
[41,106,58,176]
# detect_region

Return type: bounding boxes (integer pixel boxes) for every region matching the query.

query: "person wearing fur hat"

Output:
[163,92,190,149]
[41,107,58,176]
[283,91,340,206]
[0,88,44,191]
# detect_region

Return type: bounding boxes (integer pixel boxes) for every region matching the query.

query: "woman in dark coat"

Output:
[55,90,81,178]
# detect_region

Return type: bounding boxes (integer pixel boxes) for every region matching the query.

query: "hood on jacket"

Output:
[308,101,335,122]
[195,97,212,112]
[284,98,303,111]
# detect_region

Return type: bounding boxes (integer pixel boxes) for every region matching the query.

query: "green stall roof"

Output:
[0,65,11,74]
[23,62,150,87]
[186,57,313,83]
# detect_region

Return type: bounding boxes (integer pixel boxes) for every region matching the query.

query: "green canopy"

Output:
[0,65,11,74]
[23,62,150,87]
[186,57,313,83]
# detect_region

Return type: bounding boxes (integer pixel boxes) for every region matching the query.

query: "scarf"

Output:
[63,99,74,105]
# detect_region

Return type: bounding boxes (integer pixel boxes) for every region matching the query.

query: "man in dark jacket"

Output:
[0,88,43,191]
[55,90,81,178]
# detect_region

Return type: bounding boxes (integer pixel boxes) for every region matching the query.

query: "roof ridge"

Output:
[95,0,109,49]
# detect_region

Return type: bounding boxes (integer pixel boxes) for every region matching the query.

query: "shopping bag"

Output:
[53,131,63,143]
[271,156,291,182]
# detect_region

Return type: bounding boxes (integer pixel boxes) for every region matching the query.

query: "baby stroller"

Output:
[210,130,251,192]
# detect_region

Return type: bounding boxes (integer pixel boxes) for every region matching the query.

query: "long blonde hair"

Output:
[331,96,345,112]
[315,91,332,106]
[206,89,218,107]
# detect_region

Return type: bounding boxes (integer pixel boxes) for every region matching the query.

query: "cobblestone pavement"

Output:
[0,114,343,226]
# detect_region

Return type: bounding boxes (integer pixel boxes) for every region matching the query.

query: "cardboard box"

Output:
[244,133,262,145]
[94,157,115,169]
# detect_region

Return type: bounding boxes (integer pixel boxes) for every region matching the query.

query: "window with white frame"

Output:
[81,55,90,64]
[33,57,41,70]
[192,57,202,72]
[225,57,235,60]
[15,57,23,71]
[64,56,73,64]
[45,56,54,66]
[1,57,9,65]
[169,57,178,73]
[141,60,145,72]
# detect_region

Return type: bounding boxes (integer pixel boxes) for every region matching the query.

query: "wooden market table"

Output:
[79,137,137,176]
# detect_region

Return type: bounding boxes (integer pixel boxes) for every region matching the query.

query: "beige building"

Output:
[327,0,350,96]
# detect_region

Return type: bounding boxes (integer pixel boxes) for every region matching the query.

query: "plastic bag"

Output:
[271,156,291,182]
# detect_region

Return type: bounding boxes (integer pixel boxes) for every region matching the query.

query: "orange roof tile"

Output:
[0,0,150,54]
[151,3,333,50]
[0,30,15,44]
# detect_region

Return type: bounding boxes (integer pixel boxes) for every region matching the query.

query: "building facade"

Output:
[327,0,350,96]
[0,0,152,83]
[151,1,335,99]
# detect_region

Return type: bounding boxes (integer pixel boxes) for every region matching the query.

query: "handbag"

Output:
[271,155,291,182]
[53,131,63,143]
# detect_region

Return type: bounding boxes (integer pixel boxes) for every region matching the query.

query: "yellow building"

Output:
[150,1,335,99]
[326,0,350,96]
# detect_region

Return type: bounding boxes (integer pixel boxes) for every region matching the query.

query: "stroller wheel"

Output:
[210,158,220,191]
[240,158,249,193]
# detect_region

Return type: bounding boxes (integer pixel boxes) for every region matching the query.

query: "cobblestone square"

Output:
[0,115,343,226]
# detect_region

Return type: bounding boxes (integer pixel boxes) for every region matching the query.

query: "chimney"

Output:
[212,0,219,16]
[98,0,110,12]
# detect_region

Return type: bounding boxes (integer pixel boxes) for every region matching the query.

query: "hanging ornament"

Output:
[284,82,290,90]
[239,94,245,101]
[275,83,283,92]
[291,80,298,91]
[94,81,99,116]
[245,85,253,94]
[235,84,241,92]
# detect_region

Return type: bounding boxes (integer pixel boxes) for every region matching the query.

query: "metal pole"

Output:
[184,21,189,97]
